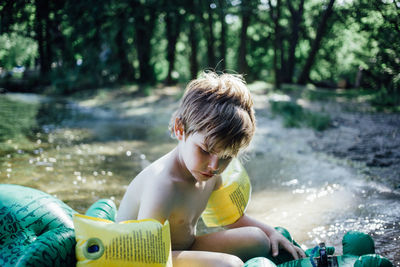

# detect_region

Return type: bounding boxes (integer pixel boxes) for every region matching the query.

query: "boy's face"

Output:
[178,131,233,183]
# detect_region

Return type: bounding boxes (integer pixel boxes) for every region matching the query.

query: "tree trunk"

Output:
[238,4,250,75]
[200,2,216,68]
[0,0,14,34]
[44,0,52,69]
[218,0,227,70]
[268,0,282,89]
[186,0,200,79]
[115,13,135,82]
[52,2,74,68]
[298,0,335,85]
[207,7,216,68]
[277,0,284,86]
[35,0,51,77]
[189,18,199,79]
[165,10,182,85]
[284,0,305,83]
[133,3,156,84]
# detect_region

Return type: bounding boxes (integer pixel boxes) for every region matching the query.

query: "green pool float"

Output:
[0,184,115,267]
[0,184,393,267]
[243,228,393,267]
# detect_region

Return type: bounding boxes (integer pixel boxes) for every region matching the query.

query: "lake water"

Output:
[1,92,399,264]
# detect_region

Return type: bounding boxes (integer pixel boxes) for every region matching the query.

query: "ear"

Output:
[174,118,185,140]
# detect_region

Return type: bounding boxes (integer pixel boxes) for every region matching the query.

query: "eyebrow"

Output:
[199,143,209,151]
[205,143,234,158]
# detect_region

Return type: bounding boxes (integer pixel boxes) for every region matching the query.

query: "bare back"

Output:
[116,148,219,250]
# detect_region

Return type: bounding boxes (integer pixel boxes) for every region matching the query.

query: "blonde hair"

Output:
[170,71,256,157]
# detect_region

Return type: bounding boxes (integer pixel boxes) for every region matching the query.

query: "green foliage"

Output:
[300,87,399,112]
[302,88,375,101]
[270,100,331,131]
[369,90,400,112]
[0,0,398,102]
[0,33,37,69]
[270,100,304,127]
[0,96,39,142]
[351,0,400,93]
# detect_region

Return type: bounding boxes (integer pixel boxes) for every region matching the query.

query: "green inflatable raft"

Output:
[0,184,393,267]
[0,184,115,266]
[244,229,393,267]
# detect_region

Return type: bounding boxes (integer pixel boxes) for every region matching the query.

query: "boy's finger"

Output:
[284,243,299,260]
[297,246,306,258]
[272,241,279,257]
[290,247,299,260]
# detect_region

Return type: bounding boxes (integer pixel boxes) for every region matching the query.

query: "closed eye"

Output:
[198,146,209,154]
[221,155,232,160]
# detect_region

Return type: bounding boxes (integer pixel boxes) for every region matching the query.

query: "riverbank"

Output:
[284,88,400,192]
[247,84,400,192]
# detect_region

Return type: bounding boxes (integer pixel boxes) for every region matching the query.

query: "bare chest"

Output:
[168,181,214,249]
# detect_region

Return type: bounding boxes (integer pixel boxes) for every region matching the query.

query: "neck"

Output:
[171,146,196,184]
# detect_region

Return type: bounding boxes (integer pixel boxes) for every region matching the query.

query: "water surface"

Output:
[0,92,398,264]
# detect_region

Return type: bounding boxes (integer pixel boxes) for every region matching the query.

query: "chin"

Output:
[198,174,214,182]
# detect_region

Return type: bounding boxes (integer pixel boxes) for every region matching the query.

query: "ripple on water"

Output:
[1,93,399,264]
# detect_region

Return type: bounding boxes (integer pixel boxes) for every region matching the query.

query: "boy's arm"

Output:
[137,181,176,223]
[117,176,176,223]
[226,213,305,259]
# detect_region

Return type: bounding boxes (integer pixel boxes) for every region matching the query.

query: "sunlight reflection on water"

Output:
[243,114,400,262]
[1,93,399,264]
[0,95,176,213]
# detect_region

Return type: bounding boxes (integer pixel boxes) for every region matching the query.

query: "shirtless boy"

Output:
[116,72,305,266]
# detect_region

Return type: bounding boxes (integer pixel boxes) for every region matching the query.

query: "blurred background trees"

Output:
[0,0,399,98]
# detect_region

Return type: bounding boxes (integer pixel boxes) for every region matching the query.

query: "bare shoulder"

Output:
[135,154,181,222]
[117,152,176,222]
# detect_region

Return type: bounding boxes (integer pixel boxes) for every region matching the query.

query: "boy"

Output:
[116,72,305,266]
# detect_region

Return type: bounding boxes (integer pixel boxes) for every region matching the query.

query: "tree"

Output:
[164,0,184,85]
[199,1,217,68]
[353,0,400,94]
[284,0,305,83]
[186,0,200,79]
[238,1,252,75]
[2,0,399,97]
[268,0,282,89]
[35,0,52,77]
[114,3,135,82]
[217,0,227,70]
[298,0,336,85]
[0,0,38,70]
[131,0,157,84]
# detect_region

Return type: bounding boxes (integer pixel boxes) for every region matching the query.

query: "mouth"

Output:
[200,172,214,178]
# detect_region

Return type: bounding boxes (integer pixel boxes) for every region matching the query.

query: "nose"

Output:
[208,154,219,172]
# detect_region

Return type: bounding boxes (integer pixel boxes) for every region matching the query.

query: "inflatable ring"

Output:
[0,184,394,267]
[0,184,77,266]
[0,184,116,267]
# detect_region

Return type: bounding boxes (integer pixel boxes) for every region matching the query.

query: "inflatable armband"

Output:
[201,158,252,227]
[74,214,172,267]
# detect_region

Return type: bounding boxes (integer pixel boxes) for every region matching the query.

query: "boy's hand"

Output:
[227,214,306,260]
[269,231,306,260]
